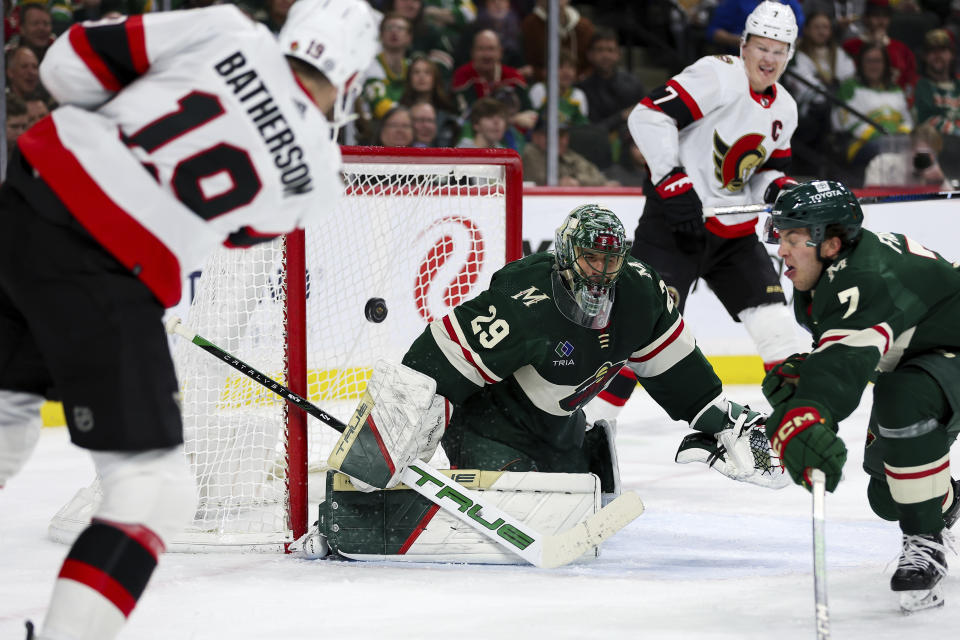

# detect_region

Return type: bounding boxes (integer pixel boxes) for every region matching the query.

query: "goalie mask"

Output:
[764,179,863,249]
[278,0,378,135]
[553,204,629,328]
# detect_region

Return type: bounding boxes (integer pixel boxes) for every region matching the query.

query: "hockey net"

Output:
[49,147,523,552]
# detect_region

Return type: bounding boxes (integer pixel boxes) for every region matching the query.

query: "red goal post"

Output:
[282,146,523,542]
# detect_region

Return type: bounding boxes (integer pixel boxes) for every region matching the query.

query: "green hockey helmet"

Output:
[764,179,863,247]
[554,204,629,325]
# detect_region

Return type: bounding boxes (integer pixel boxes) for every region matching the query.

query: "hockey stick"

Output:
[165,317,645,568]
[810,468,831,640]
[704,190,960,218]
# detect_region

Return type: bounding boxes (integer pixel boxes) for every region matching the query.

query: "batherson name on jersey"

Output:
[17,7,343,307]
[214,51,312,196]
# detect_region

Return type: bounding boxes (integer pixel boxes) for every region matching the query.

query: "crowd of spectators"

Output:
[7,0,960,188]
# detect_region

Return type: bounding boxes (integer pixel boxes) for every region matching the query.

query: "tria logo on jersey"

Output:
[712,131,766,192]
[554,340,575,365]
[558,360,626,410]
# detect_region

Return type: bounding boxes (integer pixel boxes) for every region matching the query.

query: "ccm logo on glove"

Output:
[770,407,824,457]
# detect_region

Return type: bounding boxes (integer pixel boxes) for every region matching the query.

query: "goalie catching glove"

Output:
[675,399,790,489]
[327,360,450,491]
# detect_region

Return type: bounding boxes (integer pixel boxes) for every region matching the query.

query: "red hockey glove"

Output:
[764,175,798,204]
[766,402,846,492]
[653,167,704,251]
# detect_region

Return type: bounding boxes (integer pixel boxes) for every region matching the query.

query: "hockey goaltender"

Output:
[301,204,789,564]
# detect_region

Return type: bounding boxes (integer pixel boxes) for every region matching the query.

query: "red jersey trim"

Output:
[629,319,685,363]
[749,84,777,108]
[770,147,791,159]
[885,459,951,481]
[817,325,891,354]
[68,24,122,91]
[705,216,758,238]
[441,315,498,384]
[667,79,703,120]
[126,15,149,75]
[18,118,183,307]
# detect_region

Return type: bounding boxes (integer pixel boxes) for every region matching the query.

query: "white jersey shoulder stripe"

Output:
[434,314,503,385]
[626,317,696,377]
[513,365,575,417]
[815,323,893,356]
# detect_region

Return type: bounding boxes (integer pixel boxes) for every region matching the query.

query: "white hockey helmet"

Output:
[741,1,798,59]
[278,0,378,131]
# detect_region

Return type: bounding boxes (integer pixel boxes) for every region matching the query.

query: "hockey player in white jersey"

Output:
[591,0,810,418]
[0,2,376,638]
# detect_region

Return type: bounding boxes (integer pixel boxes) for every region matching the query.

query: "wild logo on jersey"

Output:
[559,360,627,411]
[712,131,766,192]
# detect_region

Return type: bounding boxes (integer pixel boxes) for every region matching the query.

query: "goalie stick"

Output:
[811,468,831,640]
[165,317,645,568]
[704,190,960,218]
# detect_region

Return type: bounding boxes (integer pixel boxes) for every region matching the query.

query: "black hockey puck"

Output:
[365,297,388,323]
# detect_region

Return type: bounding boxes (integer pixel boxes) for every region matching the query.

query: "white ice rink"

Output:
[2,384,959,640]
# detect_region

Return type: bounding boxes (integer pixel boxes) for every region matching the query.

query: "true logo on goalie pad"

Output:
[406,464,535,550]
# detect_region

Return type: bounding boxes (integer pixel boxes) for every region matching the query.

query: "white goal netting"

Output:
[49,148,522,552]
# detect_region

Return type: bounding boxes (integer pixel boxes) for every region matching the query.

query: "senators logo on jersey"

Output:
[712,131,766,192]
[559,360,627,411]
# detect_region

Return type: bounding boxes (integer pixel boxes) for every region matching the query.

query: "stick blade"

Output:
[539,491,644,569]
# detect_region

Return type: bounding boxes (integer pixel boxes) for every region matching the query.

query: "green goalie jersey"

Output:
[791,229,960,422]
[401,252,722,455]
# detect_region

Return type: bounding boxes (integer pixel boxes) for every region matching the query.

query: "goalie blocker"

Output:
[300,469,606,564]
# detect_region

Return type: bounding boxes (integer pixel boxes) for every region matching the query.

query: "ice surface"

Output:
[2,385,958,639]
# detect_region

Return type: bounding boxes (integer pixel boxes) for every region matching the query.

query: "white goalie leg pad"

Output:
[90,447,196,544]
[0,390,44,486]
[333,470,603,565]
[739,303,810,365]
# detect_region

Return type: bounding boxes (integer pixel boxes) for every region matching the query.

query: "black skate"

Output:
[944,477,960,530]
[24,621,35,639]
[890,533,949,614]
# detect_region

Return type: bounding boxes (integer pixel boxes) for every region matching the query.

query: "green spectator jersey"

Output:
[790,230,960,423]
[361,54,409,120]
[913,76,960,136]
[401,252,723,455]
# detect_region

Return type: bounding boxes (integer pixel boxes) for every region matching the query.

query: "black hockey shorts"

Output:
[631,202,786,319]
[0,179,183,451]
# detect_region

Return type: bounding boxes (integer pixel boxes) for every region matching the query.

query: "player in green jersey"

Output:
[396,203,785,491]
[329,204,788,506]
[763,179,960,613]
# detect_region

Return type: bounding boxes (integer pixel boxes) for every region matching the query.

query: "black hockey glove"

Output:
[653,167,704,252]
[763,175,798,204]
